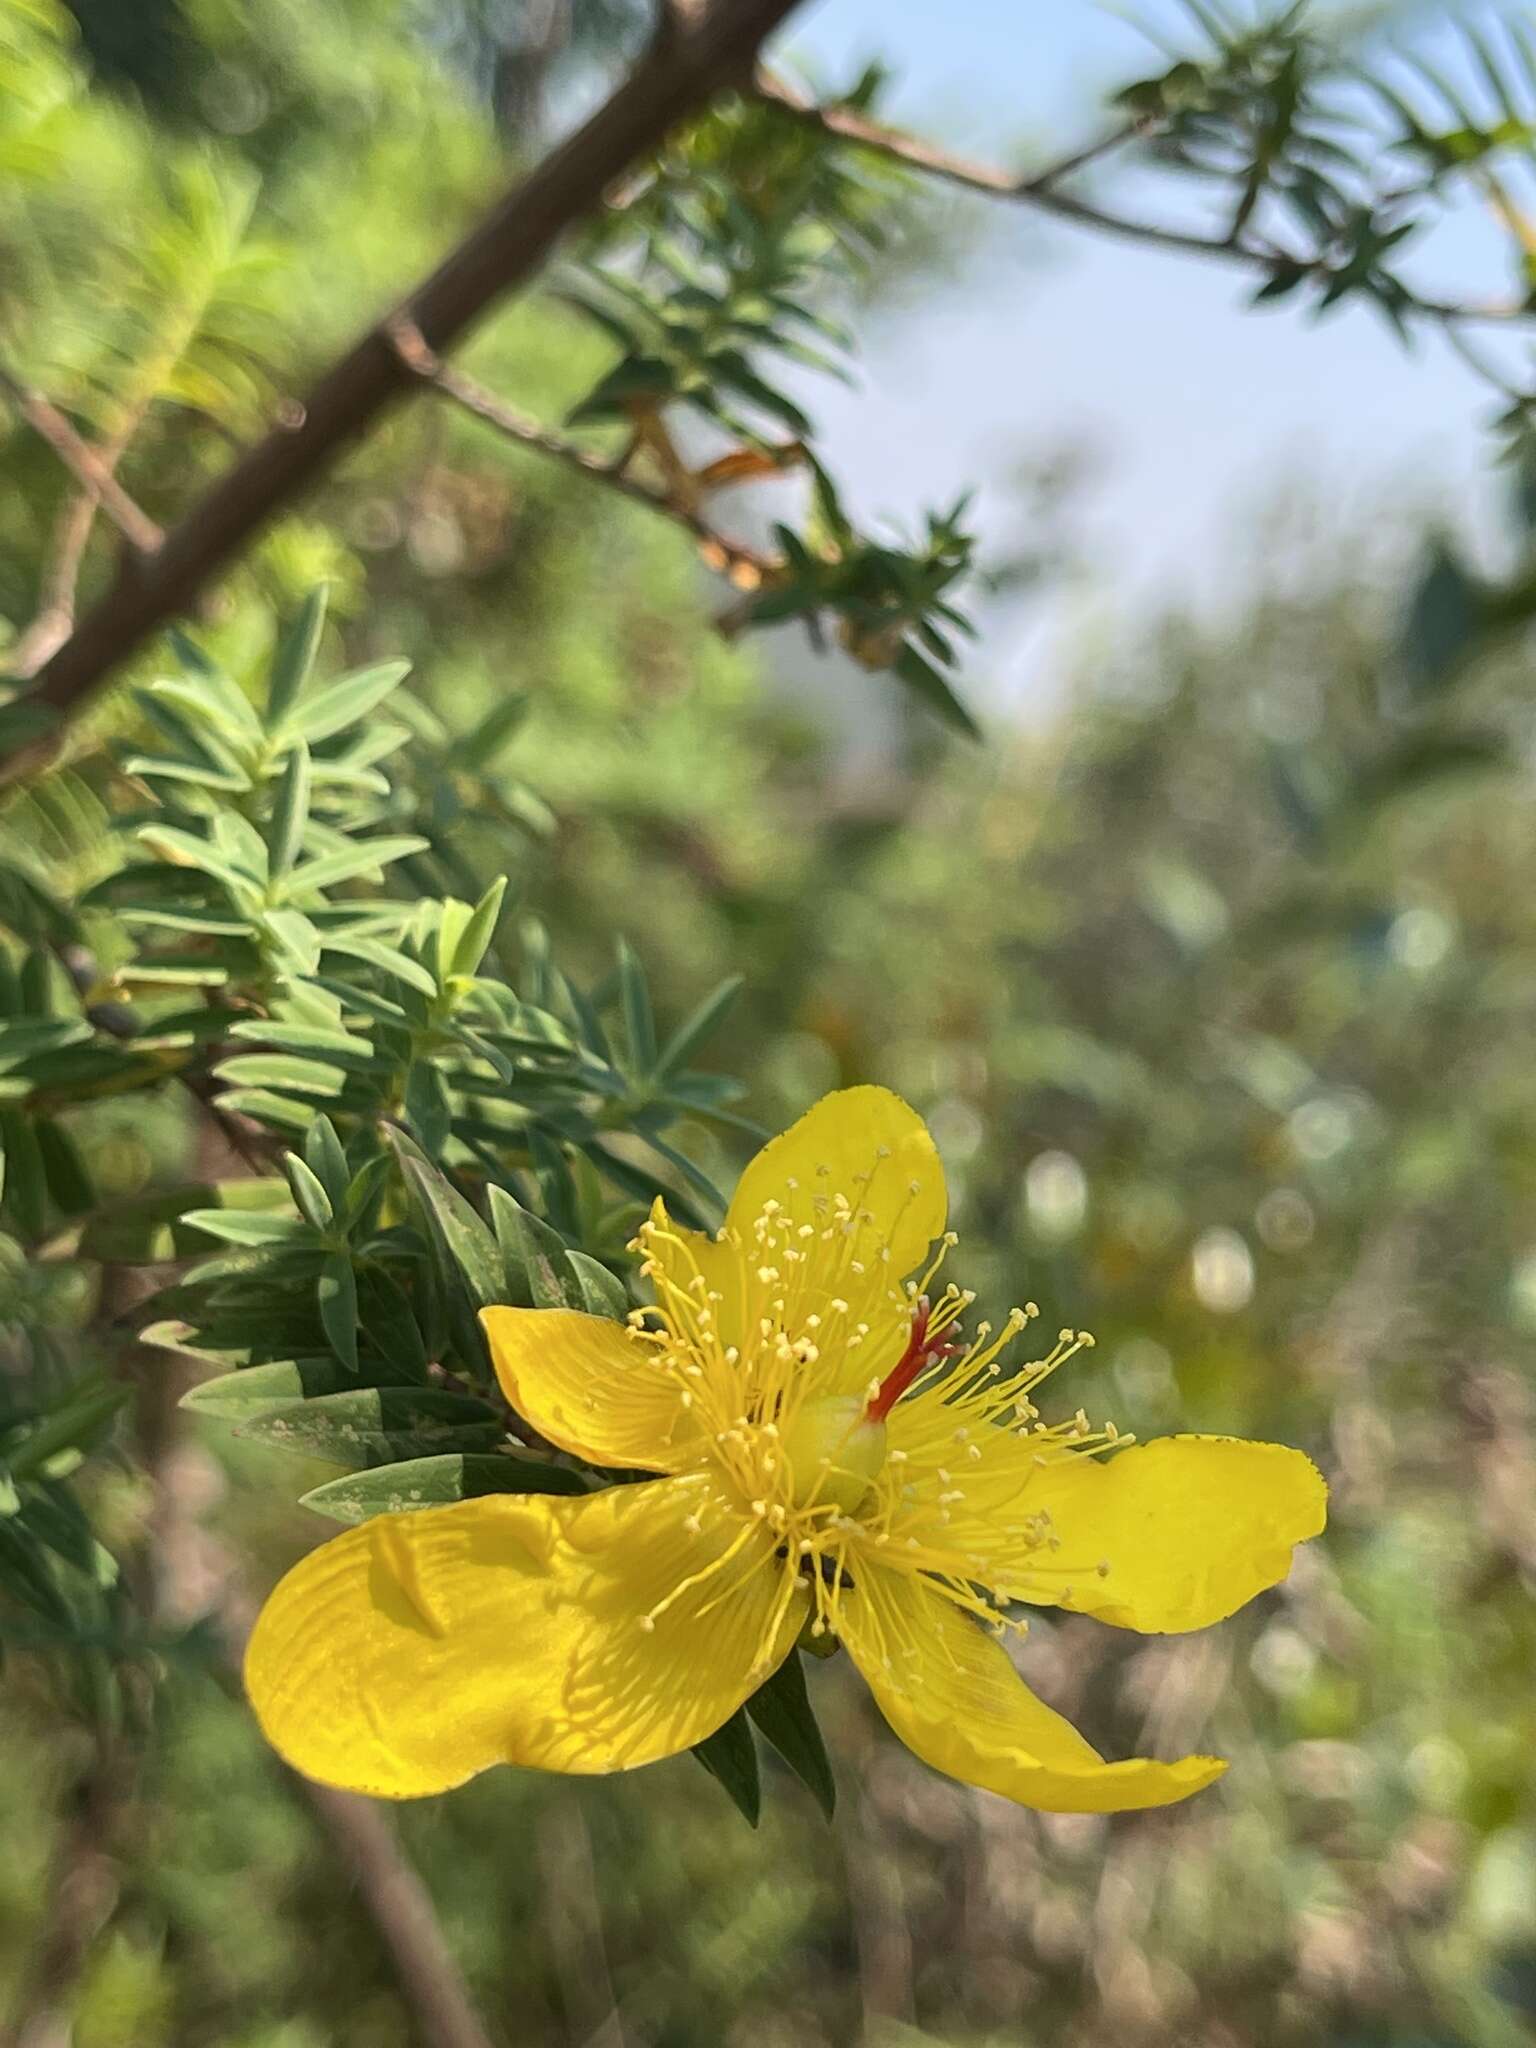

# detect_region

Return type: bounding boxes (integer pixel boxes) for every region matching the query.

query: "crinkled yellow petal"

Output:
[481,1305,704,1472]
[1015,1435,1328,1634]
[726,1085,944,1285]
[245,1474,807,1798]
[838,1563,1224,1814]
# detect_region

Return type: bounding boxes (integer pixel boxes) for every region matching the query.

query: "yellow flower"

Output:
[246,1087,1326,1811]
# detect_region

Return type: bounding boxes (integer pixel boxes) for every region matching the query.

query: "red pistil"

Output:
[866,1295,962,1423]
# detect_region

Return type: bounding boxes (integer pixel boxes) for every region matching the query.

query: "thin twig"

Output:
[0,363,167,684]
[385,317,777,582]
[0,361,164,555]
[751,70,1536,336]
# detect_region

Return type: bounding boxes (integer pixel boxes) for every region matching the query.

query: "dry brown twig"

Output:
[748,70,1536,348]
[385,316,779,587]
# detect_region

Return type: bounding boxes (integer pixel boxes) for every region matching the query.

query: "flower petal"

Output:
[837,1564,1224,1814]
[481,1305,704,1471]
[245,1474,807,1798]
[727,1085,944,1284]
[1014,1435,1328,1633]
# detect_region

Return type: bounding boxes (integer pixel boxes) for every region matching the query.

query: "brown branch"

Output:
[283,1777,499,2048]
[751,71,1536,339]
[0,362,164,555]
[386,317,777,583]
[5,0,805,783]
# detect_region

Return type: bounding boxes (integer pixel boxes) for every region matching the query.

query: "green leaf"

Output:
[179,1208,311,1248]
[318,1249,359,1371]
[268,586,329,726]
[0,1111,47,1238]
[321,934,439,997]
[565,1249,629,1321]
[617,938,656,1074]
[892,643,981,739]
[281,660,411,745]
[404,1060,452,1155]
[451,875,507,979]
[284,835,429,896]
[745,1650,836,1819]
[304,1116,352,1206]
[228,1020,379,1069]
[655,975,743,1077]
[179,1357,358,1420]
[692,1708,761,1826]
[217,1053,348,1098]
[213,1088,315,1133]
[35,1120,93,1217]
[356,1264,430,1379]
[487,1184,582,1310]
[298,1450,587,1525]
[283,1155,335,1232]
[267,741,311,879]
[390,1132,502,1372]
[233,1386,503,1467]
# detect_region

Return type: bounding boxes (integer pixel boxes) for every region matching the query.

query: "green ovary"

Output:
[779,1394,888,1514]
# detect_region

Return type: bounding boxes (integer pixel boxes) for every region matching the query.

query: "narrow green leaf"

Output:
[305,1116,352,1207]
[180,1208,312,1248]
[692,1709,761,1826]
[228,1020,379,1069]
[35,1120,93,1217]
[285,1156,335,1232]
[321,934,439,997]
[179,1357,356,1420]
[892,643,981,739]
[404,1060,452,1156]
[282,660,411,744]
[217,1053,347,1097]
[0,1111,46,1238]
[452,875,507,979]
[356,1263,430,1379]
[655,975,743,1077]
[268,586,329,726]
[268,741,311,879]
[745,1651,836,1820]
[488,1184,581,1310]
[565,1250,629,1321]
[284,835,429,896]
[318,1249,359,1371]
[616,938,657,1074]
[390,1132,502,1372]
[299,1450,587,1525]
[234,1386,502,1467]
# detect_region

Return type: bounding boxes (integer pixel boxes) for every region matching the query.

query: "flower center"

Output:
[779,1393,887,1513]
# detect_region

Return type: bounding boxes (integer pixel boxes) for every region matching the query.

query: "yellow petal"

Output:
[727,1085,944,1284]
[1015,1435,1328,1633]
[245,1474,807,1798]
[481,1305,704,1472]
[838,1564,1224,1814]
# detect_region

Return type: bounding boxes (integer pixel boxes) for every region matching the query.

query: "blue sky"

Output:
[757,1,1526,711]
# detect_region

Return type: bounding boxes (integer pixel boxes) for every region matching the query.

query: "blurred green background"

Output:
[4,1,1536,2044]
